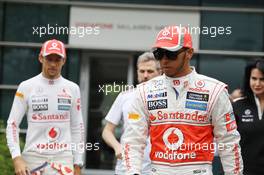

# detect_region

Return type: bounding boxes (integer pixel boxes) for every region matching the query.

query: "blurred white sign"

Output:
[69,7,200,51]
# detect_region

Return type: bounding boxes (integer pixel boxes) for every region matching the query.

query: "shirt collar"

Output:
[39,73,62,85]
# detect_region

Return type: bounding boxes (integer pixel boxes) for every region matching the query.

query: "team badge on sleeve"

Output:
[128,113,140,120]
[15,92,24,99]
[225,112,237,132]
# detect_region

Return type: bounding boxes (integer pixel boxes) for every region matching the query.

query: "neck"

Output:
[257,94,264,101]
[41,72,61,80]
[172,66,192,78]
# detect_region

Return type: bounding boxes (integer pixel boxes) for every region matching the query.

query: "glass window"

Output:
[86,56,129,169]
[198,55,250,91]
[202,0,264,8]
[4,3,69,43]
[0,89,27,129]
[190,54,198,70]
[0,47,80,127]
[2,47,80,85]
[200,12,264,52]
[2,47,40,85]
[0,2,3,40]
[63,49,81,84]
[0,47,39,128]
[70,0,200,6]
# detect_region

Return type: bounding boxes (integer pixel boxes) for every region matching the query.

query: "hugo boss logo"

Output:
[32,104,48,111]
[147,99,167,110]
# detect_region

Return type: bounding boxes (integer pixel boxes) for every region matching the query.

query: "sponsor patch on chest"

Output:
[58,105,71,111]
[32,104,48,111]
[147,99,167,110]
[186,92,209,102]
[185,101,207,111]
[58,98,71,104]
[241,109,254,122]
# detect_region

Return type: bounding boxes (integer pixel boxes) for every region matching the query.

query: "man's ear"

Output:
[39,55,43,63]
[159,69,162,75]
[62,58,66,65]
[186,48,194,60]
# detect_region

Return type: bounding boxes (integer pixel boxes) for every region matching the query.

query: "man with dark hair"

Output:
[123,26,243,175]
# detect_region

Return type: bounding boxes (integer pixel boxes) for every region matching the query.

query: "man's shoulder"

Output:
[61,77,80,89]
[195,73,226,86]
[137,75,164,88]
[18,74,40,88]
[232,97,249,112]
[116,89,136,103]
[233,96,247,104]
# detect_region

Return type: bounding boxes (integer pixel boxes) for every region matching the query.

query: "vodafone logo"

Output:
[173,80,180,86]
[163,127,184,150]
[195,80,205,88]
[46,127,60,142]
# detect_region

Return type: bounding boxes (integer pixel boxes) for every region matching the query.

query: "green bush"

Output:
[0,132,14,173]
[0,120,25,173]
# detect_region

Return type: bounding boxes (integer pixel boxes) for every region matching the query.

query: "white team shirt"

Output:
[105,90,151,175]
[6,73,84,165]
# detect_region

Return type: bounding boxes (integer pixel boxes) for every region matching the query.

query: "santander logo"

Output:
[149,114,156,121]
[31,113,69,121]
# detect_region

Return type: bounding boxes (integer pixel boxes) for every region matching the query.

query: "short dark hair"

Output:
[243,59,264,100]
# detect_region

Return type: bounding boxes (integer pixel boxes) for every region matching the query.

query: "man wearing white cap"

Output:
[6,39,84,175]
[122,26,243,175]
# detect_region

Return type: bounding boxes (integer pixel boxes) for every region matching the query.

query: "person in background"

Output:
[233,59,264,175]
[230,88,243,102]
[6,39,84,175]
[102,52,161,175]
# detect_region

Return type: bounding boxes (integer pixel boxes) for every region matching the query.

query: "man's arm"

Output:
[102,92,125,159]
[70,85,85,173]
[6,83,28,174]
[211,89,243,175]
[102,122,122,159]
[122,87,149,175]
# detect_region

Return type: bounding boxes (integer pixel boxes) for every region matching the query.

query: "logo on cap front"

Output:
[158,27,173,40]
[49,42,61,51]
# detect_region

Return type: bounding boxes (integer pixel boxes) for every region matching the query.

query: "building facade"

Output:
[0,0,264,174]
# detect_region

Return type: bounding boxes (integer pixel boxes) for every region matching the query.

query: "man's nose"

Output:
[160,56,169,63]
[144,72,149,78]
[49,60,57,66]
